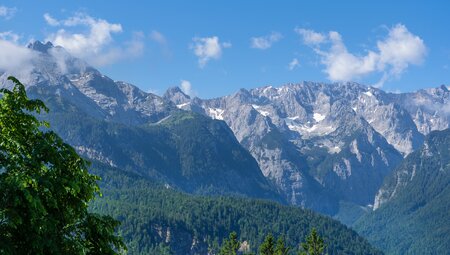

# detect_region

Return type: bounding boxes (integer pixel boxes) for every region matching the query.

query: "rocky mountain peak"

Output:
[27,40,54,53]
[163,87,190,105]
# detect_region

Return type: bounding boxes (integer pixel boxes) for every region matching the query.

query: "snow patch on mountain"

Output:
[177,102,190,109]
[313,113,326,122]
[209,108,225,120]
[251,104,270,117]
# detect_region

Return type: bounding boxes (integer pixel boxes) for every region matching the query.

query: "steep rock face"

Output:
[390,85,450,135]
[309,113,403,206]
[192,88,337,212]
[350,87,424,155]
[355,129,450,254]
[165,82,410,214]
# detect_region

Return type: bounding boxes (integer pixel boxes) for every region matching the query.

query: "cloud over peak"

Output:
[0,40,37,76]
[180,80,196,97]
[44,13,144,66]
[297,24,426,87]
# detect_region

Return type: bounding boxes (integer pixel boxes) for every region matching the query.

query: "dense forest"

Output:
[90,162,382,255]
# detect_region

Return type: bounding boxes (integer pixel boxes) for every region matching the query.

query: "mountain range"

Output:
[164,74,449,217]
[1,40,449,254]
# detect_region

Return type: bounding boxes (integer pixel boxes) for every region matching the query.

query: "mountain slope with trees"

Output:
[355,129,450,254]
[90,162,383,255]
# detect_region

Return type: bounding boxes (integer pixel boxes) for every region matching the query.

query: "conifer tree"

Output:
[299,228,326,255]
[259,233,275,255]
[219,231,241,255]
[275,236,291,255]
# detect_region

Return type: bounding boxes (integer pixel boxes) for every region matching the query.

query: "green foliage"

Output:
[219,233,291,255]
[89,162,383,255]
[259,234,275,255]
[275,236,290,255]
[219,232,240,255]
[219,232,291,255]
[299,228,326,255]
[0,77,126,254]
[259,234,291,255]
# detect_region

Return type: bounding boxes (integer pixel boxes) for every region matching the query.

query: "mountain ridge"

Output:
[165,80,450,215]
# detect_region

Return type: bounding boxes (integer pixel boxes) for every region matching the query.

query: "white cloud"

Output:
[295,28,326,46]
[376,24,427,76]
[45,13,122,56]
[297,24,426,87]
[44,13,144,66]
[288,58,300,70]
[88,32,145,66]
[0,6,17,20]
[180,80,195,97]
[43,13,60,26]
[0,39,37,75]
[317,31,379,82]
[250,32,282,50]
[191,36,230,68]
[0,31,20,43]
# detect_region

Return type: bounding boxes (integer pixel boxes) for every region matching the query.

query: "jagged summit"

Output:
[163,86,189,99]
[27,40,54,53]
[163,87,191,106]
[1,40,176,125]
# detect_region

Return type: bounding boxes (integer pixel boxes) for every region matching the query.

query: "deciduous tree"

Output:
[0,76,126,255]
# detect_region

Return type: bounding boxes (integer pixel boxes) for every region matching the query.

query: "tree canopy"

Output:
[0,76,126,254]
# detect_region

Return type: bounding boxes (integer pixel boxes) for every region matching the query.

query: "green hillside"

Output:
[355,129,450,254]
[90,162,383,255]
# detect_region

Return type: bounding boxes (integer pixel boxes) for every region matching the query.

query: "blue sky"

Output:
[1,0,449,98]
